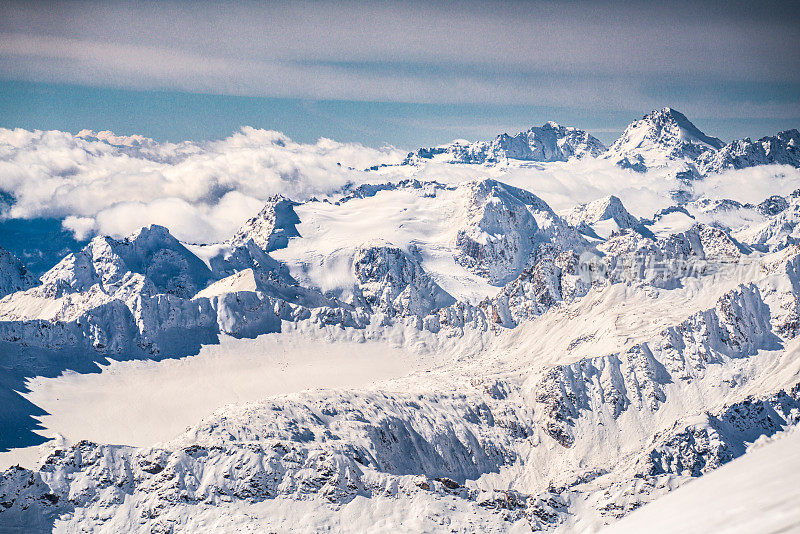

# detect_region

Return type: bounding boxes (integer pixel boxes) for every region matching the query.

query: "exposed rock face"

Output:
[487,251,590,328]
[640,393,800,478]
[455,179,585,285]
[0,247,37,298]
[231,195,301,252]
[353,244,455,317]
[486,122,607,162]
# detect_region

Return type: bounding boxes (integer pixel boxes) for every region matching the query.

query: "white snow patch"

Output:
[0,328,440,470]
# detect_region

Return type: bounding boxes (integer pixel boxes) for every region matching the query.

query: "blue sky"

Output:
[1,0,799,148]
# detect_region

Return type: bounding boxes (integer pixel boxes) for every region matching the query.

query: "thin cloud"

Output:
[0,1,798,118]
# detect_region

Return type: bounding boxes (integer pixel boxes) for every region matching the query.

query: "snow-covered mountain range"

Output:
[1,109,800,532]
[403,122,607,165]
[401,107,800,180]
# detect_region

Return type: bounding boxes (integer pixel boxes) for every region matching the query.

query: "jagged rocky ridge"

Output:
[403,122,606,165]
[1,178,800,531]
[697,128,800,175]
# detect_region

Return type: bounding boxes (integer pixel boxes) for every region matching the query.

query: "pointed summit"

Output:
[605,107,724,171]
[232,195,300,252]
[648,107,724,150]
[563,195,641,239]
[566,195,638,228]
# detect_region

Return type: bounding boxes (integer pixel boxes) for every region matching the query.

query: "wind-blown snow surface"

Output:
[600,428,800,534]
[2,110,800,532]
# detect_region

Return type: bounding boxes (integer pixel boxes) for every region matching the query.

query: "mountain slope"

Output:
[0,174,799,532]
[0,247,37,298]
[2,242,799,532]
[601,428,800,534]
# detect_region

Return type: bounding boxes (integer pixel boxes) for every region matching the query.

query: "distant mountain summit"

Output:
[403,122,606,165]
[604,108,800,178]
[603,107,724,172]
[399,108,799,178]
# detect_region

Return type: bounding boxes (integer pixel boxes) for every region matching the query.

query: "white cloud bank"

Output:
[0,127,405,243]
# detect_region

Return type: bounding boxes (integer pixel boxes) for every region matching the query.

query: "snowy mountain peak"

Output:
[129,223,180,244]
[563,195,641,240]
[455,179,584,284]
[566,195,638,227]
[626,107,719,147]
[647,107,725,150]
[76,129,155,148]
[39,224,213,299]
[495,121,607,162]
[604,107,724,171]
[231,195,300,252]
[462,178,555,216]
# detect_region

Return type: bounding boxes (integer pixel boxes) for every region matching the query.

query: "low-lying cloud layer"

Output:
[0,127,404,243]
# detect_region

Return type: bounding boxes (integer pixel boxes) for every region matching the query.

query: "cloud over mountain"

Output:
[0,127,404,243]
